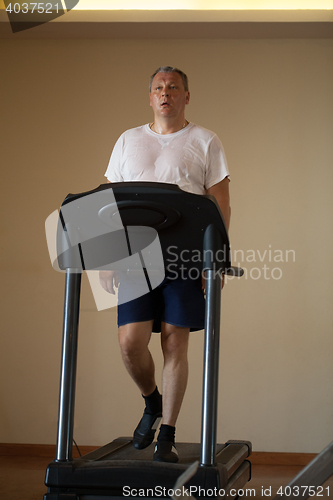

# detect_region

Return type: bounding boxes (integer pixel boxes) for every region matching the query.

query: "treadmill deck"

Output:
[45,438,252,499]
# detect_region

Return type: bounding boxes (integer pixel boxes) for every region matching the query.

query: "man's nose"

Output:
[162,88,169,96]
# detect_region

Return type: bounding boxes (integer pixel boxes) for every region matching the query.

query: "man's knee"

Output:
[118,322,152,357]
[118,331,137,357]
[161,324,190,356]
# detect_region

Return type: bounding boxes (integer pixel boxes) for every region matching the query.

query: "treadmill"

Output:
[44,182,252,499]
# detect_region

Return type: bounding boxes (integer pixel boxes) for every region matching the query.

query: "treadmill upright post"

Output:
[200,270,222,466]
[200,223,224,466]
[56,269,82,462]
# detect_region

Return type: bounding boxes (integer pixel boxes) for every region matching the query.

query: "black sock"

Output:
[157,424,176,443]
[143,386,162,415]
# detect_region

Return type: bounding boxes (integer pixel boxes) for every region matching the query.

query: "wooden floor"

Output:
[0,453,332,500]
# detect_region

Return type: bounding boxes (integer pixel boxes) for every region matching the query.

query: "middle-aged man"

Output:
[100,66,230,463]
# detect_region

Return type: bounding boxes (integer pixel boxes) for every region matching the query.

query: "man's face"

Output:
[149,72,190,120]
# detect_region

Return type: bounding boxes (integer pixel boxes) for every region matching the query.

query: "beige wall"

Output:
[0,38,332,453]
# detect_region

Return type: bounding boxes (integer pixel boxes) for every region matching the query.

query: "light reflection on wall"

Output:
[0,0,330,10]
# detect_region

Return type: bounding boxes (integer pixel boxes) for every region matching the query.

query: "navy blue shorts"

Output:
[117,273,205,333]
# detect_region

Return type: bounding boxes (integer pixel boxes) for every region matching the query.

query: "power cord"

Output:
[73,439,82,457]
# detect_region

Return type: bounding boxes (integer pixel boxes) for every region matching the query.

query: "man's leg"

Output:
[118,320,162,449]
[160,323,190,426]
[118,320,155,396]
[154,323,190,463]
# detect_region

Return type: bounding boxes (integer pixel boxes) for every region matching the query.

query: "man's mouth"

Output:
[161,102,170,107]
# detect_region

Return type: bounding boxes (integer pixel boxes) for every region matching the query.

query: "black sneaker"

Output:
[153,441,179,463]
[133,411,162,449]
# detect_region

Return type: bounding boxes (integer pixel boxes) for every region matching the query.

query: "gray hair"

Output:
[149,66,189,92]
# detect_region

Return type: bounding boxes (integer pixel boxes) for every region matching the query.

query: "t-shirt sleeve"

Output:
[104,135,124,182]
[204,134,230,190]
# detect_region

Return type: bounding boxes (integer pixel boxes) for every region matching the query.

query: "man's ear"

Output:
[186,91,190,105]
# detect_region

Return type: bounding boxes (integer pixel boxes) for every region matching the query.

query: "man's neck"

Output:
[150,116,188,135]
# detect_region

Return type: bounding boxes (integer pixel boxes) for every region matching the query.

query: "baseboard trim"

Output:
[0,443,317,466]
[0,443,98,459]
[250,451,317,466]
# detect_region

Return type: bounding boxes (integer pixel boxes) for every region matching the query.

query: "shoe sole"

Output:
[133,415,162,450]
[153,443,179,463]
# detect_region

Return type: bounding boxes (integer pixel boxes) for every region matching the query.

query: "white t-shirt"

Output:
[105,123,229,195]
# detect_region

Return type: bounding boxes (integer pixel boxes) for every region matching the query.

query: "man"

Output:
[100,66,230,463]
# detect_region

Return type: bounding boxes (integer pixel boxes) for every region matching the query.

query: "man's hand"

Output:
[99,270,119,294]
[201,271,225,294]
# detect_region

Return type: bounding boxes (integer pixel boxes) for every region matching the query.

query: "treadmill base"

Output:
[45,438,252,500]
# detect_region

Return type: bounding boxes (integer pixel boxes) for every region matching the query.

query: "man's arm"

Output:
[206,177,231,231]
[203,177,230,291]
[99,180,116,293]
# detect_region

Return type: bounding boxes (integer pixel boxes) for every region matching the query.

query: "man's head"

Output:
[149,67,190,125]
[149,66,189,93]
